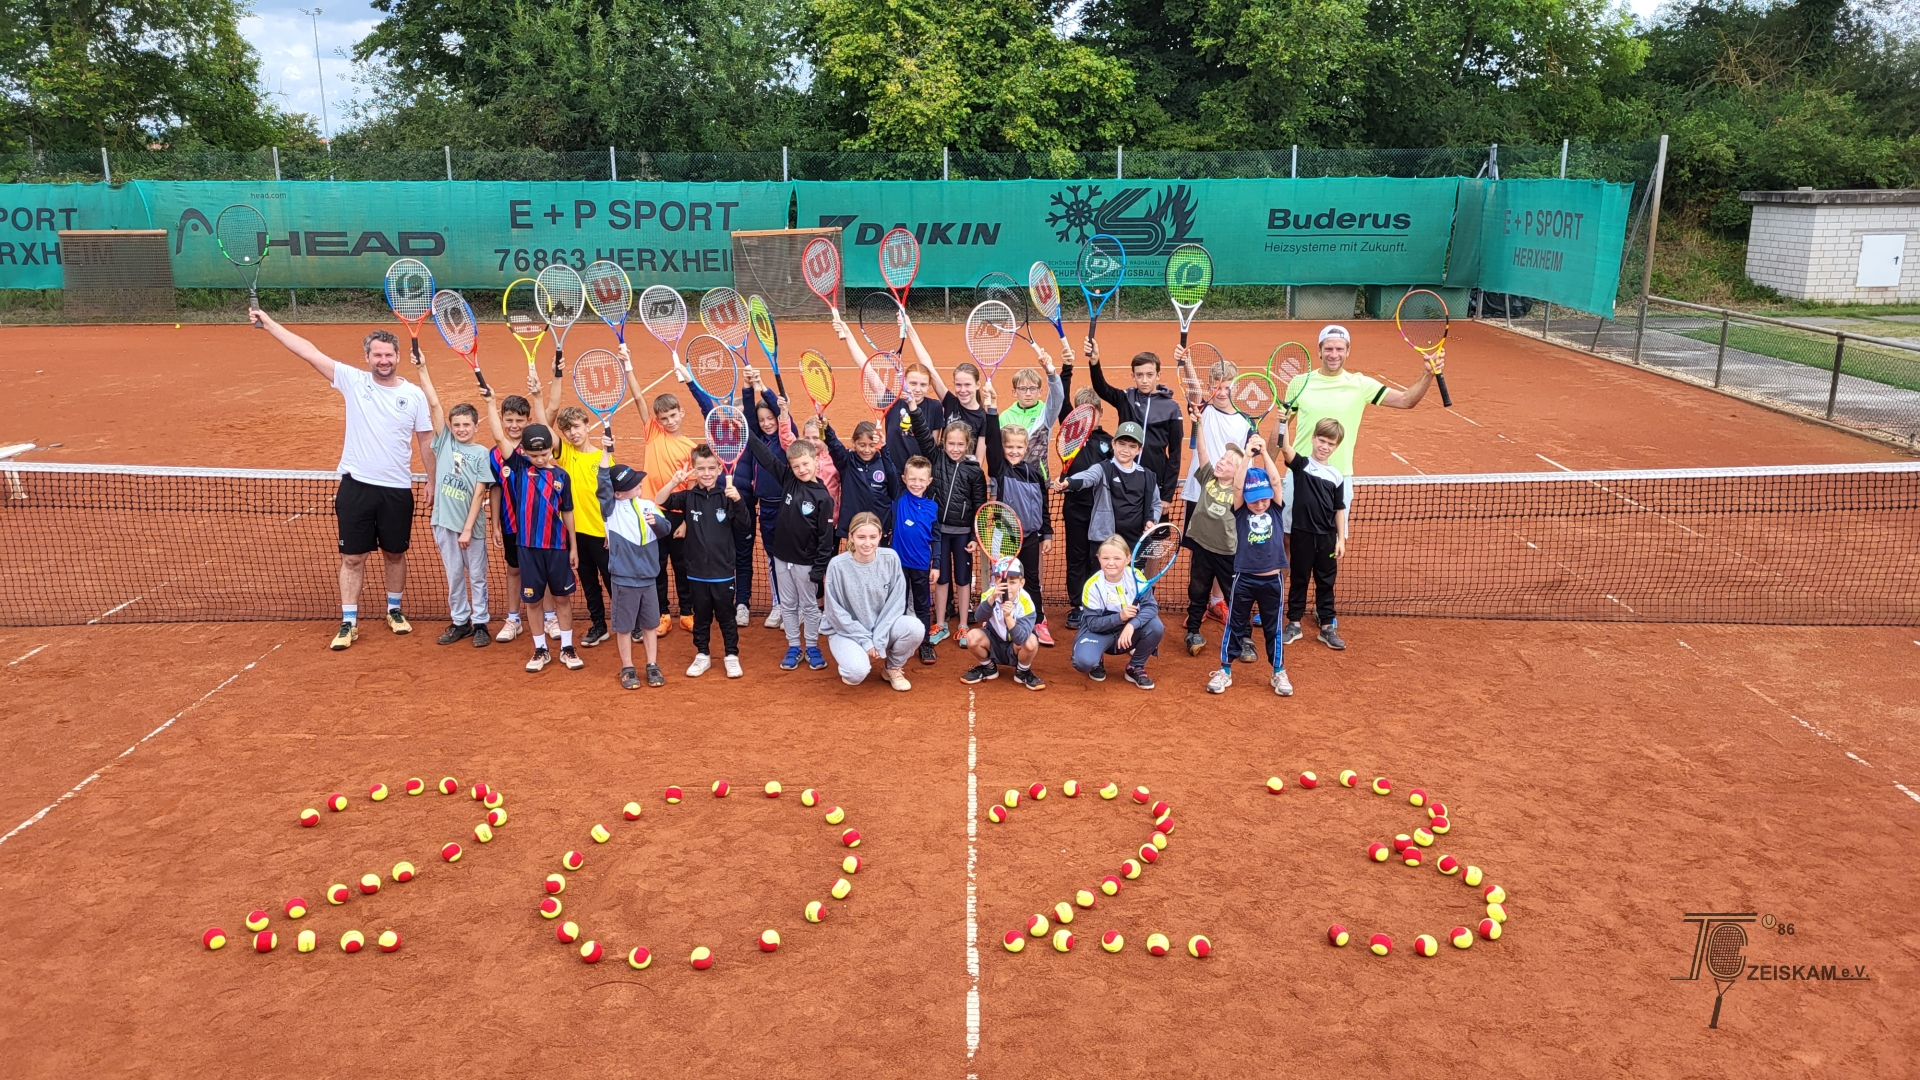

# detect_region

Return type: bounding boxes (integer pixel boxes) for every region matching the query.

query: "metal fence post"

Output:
[445,146,453,181]
[1543,301,1552,339]
[609,146,617,182]
[1116,146,1124,180]
[782,146,789,183]
[1633,134,1670,363]
[1713,311,1730,387]
[1489,143,1498,180]
[1290,145,1297,178]
[272,146,281,181]
[101,147,111,184]
[1559,139,1569,179]
[1827,334,1847,419]
[942,146,949,181]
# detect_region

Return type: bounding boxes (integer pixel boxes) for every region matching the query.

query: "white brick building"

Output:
[1741,189,1919,303]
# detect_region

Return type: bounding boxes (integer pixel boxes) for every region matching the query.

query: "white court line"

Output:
[7,645,47,666]
[965,687,980,1065]
[1894,783,1920,804]
[0,644,280,849]
[1536,453,1574,472]
[1388,451,1425,474]
[1722,673,1918,809]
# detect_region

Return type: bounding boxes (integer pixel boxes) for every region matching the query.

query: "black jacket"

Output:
[913,413,988,534]
[747,435,838,581]
[1088,361,1184,502]
[824,410,922,536]
[661,482,752,581]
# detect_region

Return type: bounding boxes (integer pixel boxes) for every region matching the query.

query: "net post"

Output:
[1633,134,1670,364]
[1713,310,1730,387]
[1827,334,1846,419]
[101,147,111,184]
[445,145,453,181]
[272,146,281,181]
[609,146,617,182]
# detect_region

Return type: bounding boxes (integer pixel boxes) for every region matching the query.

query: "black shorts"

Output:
[337,474,413,556]
[519,546,576,603]
[498,500,520,569]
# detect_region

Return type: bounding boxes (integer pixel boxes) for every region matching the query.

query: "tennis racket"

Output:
[964,300,1017,377]
[383,258,433,364]
[430,289,490,393]
[684,334,739,405]
[802,236,842,320]
[583,260,634,345]
[858,290,906,354]
[1705,922,1747,1029]
[1183,342,1233,448]
[1166,243,1212,349]
[1055,402,1096,472]
[1130,521,1183,589]
[1268,340,1314,416]
[746,294,787,399]
[977,272,1044,357]
[1394,288,1453,408]
[700,287,750,351]
[800,349,834,422]
[879,227,919,312]
[1230,370,1278,429]
[503,277,546,376]
[215,204,269,310]
[705,403,750,484]
[1028,262,1066,344]
[1077,234,1126,342]
[974,501,1025,588]
[860,352,905,419]
[572,347,628,435]
[638,284,688,373]
[535,263,585,379]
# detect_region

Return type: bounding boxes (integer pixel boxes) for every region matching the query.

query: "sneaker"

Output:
[962,662,998,684]
[917,642,937,666]
[582,625,609,648]
[558,646,584,670]
[1065,608,1082,631]
[472,624,492,648]
[1207,668,1233,694]
[1086,664,1107,682]
[1271,668,1295,696]
[735,604,750,627]
[619,666,640,690]
[495,619,522,643]
[544,612,560,638]
[723,655,742,679]
[1124,666,1155,690]
[646,663,665,687]
[678,615,695,632]
[687,653,712,678]
[437,622,473,645]
[953,626,972,650]
[1012,667,1046,691]
[1251,612,1262,627]
[658,615,673,636]
[764,608,783,629]
[1282,621,1304,645]
[387,608,412,635]
[805,645,826,670]
[1034,620,1055,647]
[330,621,359,651]
[780,646,802,671]
[927,621,949,646]
[1240,640,1258,663]
[1318,624,1346,650]
[1206,598,1228,624]
[885,667,912,691]
[526,648,550,673]
[1184,632,1205,656]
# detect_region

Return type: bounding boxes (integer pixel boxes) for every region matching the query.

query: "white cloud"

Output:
[239,0,382,136]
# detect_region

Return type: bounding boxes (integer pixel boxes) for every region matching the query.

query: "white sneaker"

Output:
[544,611,560,638]
[495,619,522,643]
[1271,668,1294,696]
[764,608,783,629]
[1207,668,1233,694]
[723,655,742,678]
[885,667,911,691]
[686,653,711,678]
[735,604,751,627]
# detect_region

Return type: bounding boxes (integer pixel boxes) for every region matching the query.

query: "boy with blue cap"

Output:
[1209,433,1292,697]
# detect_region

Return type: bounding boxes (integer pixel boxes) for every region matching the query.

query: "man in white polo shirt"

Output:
[253,307,436,651]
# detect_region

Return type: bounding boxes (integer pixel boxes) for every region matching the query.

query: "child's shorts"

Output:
[519,546,577,603]
[610,582,660,636]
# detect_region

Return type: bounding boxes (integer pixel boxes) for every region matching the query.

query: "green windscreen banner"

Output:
[1461,178,1635,317]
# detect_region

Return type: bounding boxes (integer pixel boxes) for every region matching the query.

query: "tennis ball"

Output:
[1138,843,1159,864]
[484,790,504,809]
[1327,924,1350,947]
[1099,782,1119,800]
[1266,776,1286,794]
[622,801,643,820]
[486,807,508,827]
[471,782,489,802]
[1451,926,1474,949]
[439,777,458,794]
[1486,902,1507,924]
[475,822,493,843]
[1483,884,1506,904]
[1028,782,1047,801]
[556,921,579,944]
[299,808,320,827]
[562,850,585,871]
[253,932,277,953]
[987,805,1008,823]
[711,780,730,798]
[840,828,861,848]
[1368,933,1392,956]
[824,806,846,825]
[1052,928,1075,953]
[1102,931,1124,953]
[1100,875,1121,896]
[1477,918,1501,941]
[832,877,852,900]
[1188,935,1212,958]
[1393,834,1414,853]
[1003,790,1020,809]
[1300,771,1319,788]
[1426,801,1448,820]
[340,930,364,953]
[202,927,227,950]
[759,929,781,952]
[1402,849,1423,868]
[296,929,316,953]
[245,910,269,932]
[1464,865,1484,887]
[1155,817,1174,837]
[578,940,602,963]
[284,897,307,919]
[806,901,826,923]
[628,947,652,969]
[1003,930,1025,953]
[1414,934,1439,957]
[1437,855,1460,875]
[800,788,819,807]
[358,874,380,895]
[1121,859,1142,880]
[1338,770,1358,787]
[370,783,389,802]
[1146,933,1171,956]
[1430,816,1450,835]
[1150,832,1169,851]
[1369,842,1390,862]
[404,777,425,796]
[590,823,610,844]
[1075,890,1096,909]
[1371,776,1392,796]
[691,947,713,970]
[326,883,349,905]
[1408,788,1427,806]
[545,873,566,895]
[842,855,862,874]
[379,930,402,953]
[540,897,562,919]
[327,793,348,812]
[1150,799,1170,817]
[664,786,683,804]
[1027,914,1050,938]
[174,323,181,329]
[1062,780,1080,797]
[1412,827,1434,847]
[1053,901,1074,925]
[1131,786,1150,804]
[765,781,782,798]
[392,861,416,883]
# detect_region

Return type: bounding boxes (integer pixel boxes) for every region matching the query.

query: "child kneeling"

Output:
[1071,535,1164,689]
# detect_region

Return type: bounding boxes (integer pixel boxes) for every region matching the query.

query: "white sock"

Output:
[559,630,573,648]
[533,634,547,650]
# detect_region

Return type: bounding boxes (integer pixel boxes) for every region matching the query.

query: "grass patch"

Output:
[1675,322,1920,393]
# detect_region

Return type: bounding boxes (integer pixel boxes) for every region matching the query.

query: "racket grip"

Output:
[1435,371,1453,408]
[553,346,564,380]
[473,369,491,394]
[772,370,788,400]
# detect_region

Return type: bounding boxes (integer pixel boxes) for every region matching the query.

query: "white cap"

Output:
[1318,324,1350,344]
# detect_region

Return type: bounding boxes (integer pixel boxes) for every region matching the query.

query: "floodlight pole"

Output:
[1633,134,1670,363]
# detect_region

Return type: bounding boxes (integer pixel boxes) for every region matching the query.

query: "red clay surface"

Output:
[1,319,1915,1077]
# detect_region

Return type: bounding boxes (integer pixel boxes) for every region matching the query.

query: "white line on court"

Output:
[7,644,47,666]
[965,687,980,1065]
[1536,453,1574,472]
[1894,783,1920,804]
[1388,451,1424,474]
[1722,675,1917,810]
[0,643,280,849]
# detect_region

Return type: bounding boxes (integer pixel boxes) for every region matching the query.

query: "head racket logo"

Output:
[1046,184,1202,253]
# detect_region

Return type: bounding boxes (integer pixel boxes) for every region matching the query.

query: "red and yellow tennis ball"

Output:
[369,782,389,802]
[1402,848,1423,868]
[440,842,463,863]
[1414,934,1439,957]
[340,930,365,953]
[1121,859,1143,879]
[1437,854,1460,875]
[1062,779,1080,797]
[664,786,683,804]
[299,808,320,827]
[392,861,416,883]
[438,777,458,795]
[1131,786,1151,804]
[1371,776,1392,796]
[1483,884,1507,904]
[1188,935,1212,958]
[690,946,714,970]
[805,901,826,923]
[1408,788,1428,807]
[1074,890,1096,909]
[1368,933,1392,956]
[284,897,308,919]
[1368,842,1391,863]
[545,873,566,895]
[832,877,852,900]
[556,921,579,944]
[1100,875,1122,897]
[1138,843,1160,864]
[1327,924,1350,947]
[840,828,861,848]
[1003,789,1020,809]
[1052,901,1075,925]
[562,850,585,871]
[404,777,425,796]
[378,930,401,953]
[1451,925,1474,949]
[486,807,508,827]
[1426,801,1448,820]
[1392,834,1415,853]
[622,801,643,820]
[627,947,652,970]
[800,788,819,807]
[1003,930,1025,953]
[842,855,862,875]
[202,927,227,950]
[1266,776,1286,794]
[711,780,730,798]
[1486,902,1508,924]
[474,822,494,843]
[245,910,270,932]
[824,806,846,825]
[1099,782,1120,800]
[1146,933,1171,956]
[590,823,610,844]
[327,793,348,812]
[296,929,316,953]
[1101,930,1124,953]
[1464,865,1484,887]
[1148,800,1169,819]
[764,781,782,798]
[540,897,562,919]
[327,883,350,905]
[253,931,278,953]
[470,782,489,802]
[1052,928,1075,953]
[358,873,381,895]
[1412,827,1434,847]
[1300,771,1319,788]
[1477,918,1501,941]
[1027,914,1050,938]
[1028,782,1047,801]
[577,939,601,963]
[1338,770,1358,788]
[483,790,504,809]
[987,805,1008,824]
[759,929,781,953]
[1430,816,1450,835]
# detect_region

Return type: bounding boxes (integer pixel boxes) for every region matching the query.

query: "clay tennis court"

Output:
[2,318,1915,1078]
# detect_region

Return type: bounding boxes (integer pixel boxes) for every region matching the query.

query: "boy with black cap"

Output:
[1051,419,1161,559]
[484,396,582,673]
[1209,434,1291,697]
[598,443,671,689]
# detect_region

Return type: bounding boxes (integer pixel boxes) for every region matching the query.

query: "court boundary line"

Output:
[965,686,980,1069]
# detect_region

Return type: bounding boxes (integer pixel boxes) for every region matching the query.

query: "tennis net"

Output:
[1,461,1915,627]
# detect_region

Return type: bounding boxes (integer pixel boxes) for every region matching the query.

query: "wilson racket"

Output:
[1183,342,1232,448]
[582,260,634,345]
[973,501,1025,568]
[1055,402,1096,471]
[383,258,434,364]
[860,352,905,418]
[1229,370,1279,428]
[879,227,919,312]
[1165,243,1212,348]
[1394,288,1454,408]
[700,286,750,352]
[858,290,906,354]
[430,289,489,393]
[802,236,842,319]
[1077,234,1125,342]
[572,347,628,435]
[503,277,546,375]
[1028,262,1066,343]
[638,284,688,373]
[214,204,269,309]
[1269,340,1314,415]
[746,293,786,399]
[1705,922,1747,1029]
[684,334,739,405]
[535,263,585,379]
[705,403,750,483]
[800,349,835,422]
[1130,521,1183,589]
[964,300,1017,376]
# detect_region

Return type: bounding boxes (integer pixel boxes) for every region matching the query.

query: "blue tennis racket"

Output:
[1077,234,1125,343]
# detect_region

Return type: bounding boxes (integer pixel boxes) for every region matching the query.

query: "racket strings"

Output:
[504,281,546,344]
[800,351,835,409]
[704,405,749,465]
[684,335,737,398]
[1055,404,1096,461]
[1166,244,1213,306]
[879,229,919,290]
[1133,525,1183,580]
[572,350,628,413]
[700,287,749,346]
[858,291,905,352]
[431,290,477,354]
[861,354,905,411]
[974,504,1024,560]
[1705,925,1747,979]
[638,284,688,344]
[964,300,1017,370]
[1078,235,1125,295]
[534,265,586,327]
[802,237,842,303]
[384,259,434,320]
[1230,371,1277,421]
[747,295,778,358]
[582,261,633,324]
[1027,262,1063,326]
[214,205,267,267]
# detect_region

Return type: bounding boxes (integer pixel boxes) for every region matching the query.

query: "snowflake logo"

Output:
[1047,185,1104,243]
